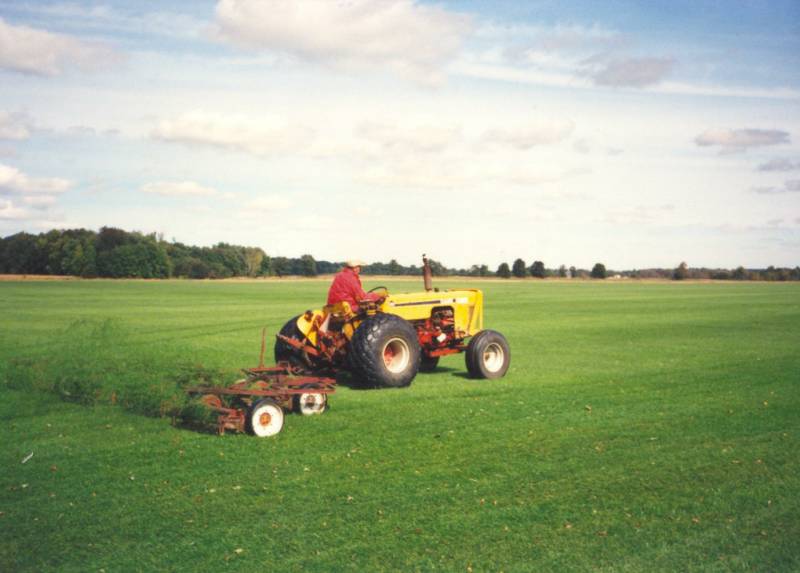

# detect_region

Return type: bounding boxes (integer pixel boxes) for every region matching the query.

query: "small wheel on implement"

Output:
[419,355,440,372]
[465,330,510,379]
[293,386,328,415]
[246,399,284,437]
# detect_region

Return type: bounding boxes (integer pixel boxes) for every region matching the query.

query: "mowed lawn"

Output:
[0,278,798,572]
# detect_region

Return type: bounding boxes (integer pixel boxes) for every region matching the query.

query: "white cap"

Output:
[345,259,365,268]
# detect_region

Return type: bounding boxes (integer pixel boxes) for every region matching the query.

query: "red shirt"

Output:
[327,267,379,311]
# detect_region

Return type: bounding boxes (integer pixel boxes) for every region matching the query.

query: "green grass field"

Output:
[1,278,798,572]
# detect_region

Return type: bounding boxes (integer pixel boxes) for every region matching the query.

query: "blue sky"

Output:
[1,1,798,269]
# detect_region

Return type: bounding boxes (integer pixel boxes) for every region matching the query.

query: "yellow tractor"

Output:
[275,256,510,388]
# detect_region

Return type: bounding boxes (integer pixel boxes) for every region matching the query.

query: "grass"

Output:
[0,278,798,571]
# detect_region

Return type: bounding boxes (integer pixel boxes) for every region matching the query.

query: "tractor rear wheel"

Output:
[465,330,510,379]
[349,314,421,388]
[274,315,309,372]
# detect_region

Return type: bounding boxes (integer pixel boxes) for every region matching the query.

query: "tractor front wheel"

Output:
[349,314,421,388]
[465,330,510,379]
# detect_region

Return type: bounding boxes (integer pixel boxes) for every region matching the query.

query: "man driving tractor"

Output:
[327,260,382,312]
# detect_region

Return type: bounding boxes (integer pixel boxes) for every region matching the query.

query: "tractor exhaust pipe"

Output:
[422,254,433,292]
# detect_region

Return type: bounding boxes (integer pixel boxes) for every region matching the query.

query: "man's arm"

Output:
[347,273,380,304]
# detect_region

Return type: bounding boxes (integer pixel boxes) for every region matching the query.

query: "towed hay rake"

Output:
[186,330,336,437]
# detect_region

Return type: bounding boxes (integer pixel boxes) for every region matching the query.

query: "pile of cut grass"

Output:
[1,318,231,423]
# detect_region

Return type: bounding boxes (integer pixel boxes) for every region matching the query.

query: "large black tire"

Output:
[274,315,309,371]
[419,355,440,372]
[465,330,510,379]
[349,314,421,388]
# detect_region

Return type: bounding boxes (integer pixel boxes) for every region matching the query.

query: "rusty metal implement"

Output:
[186,329,336,437]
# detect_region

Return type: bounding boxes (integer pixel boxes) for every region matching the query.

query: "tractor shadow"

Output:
[335,371,375,391]
[449,372,472,379]
[336,366,462,390]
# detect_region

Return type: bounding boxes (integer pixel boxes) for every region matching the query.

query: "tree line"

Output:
[0,227,798,281]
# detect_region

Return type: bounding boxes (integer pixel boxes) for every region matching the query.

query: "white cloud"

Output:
[458,22,677,91]
[481,120,574,150]
[752,186,779,195]
[0,198,28,220]
[695,128,791,152]
[602,204,675,225]
[246,196,291,211]
[0,163,72,194]
[0,16,121,76]
[752,180,800,194]
[152,111,314,156]
[140,181,219,197]
[212,0,472,83]
[757,158,800,172]
[357,122,460,155]
[9,4,206,41]
[21,195,57,209]
[0,111,32,140]
[454,56,800,100]
[589,57,674,87]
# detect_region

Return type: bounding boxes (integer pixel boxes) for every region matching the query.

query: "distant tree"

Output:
[530,260,546,278]
[243,247,265,277]
[591,263,607,279]
[258,255,272,277]
[569,266,577,279]
[96,239,170,278]
[315,260,340,275]
[427,258,447,276]
[271,257,290,277]
[512,258,527,278]
[479,264,490,277]
[496,262,511,278]
[96,226,130,253]
[172,257,211,279]
[732,266,747,280]
[557,264,567,278]
[208,243,247,277]
[673,261,688,280]
[388,259,401,275]
[299,254,317,277]
[709,269,730,280]
[1,232,47,274]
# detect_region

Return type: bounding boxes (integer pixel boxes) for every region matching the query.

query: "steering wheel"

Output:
[365,285,389,306]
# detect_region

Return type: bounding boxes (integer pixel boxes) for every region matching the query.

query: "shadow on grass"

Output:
[421,366,459,374]
[450,372,472,379]
[335,371,375,391]
[173,417,221,436]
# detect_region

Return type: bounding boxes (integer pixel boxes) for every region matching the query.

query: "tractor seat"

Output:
[322,301,353,331]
